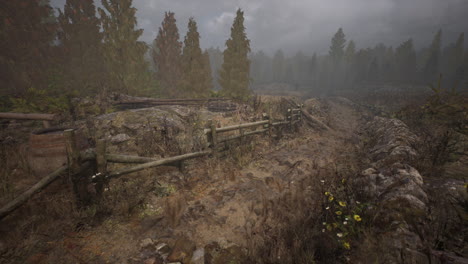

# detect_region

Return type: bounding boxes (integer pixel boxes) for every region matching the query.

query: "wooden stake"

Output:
[95,139,107,196]
[64,129,83,202]
[210,120,217,149]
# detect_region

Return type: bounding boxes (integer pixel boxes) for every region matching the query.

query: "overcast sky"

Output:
[51,0,468,56]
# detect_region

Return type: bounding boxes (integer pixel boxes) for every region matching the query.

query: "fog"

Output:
[51,0,468,54]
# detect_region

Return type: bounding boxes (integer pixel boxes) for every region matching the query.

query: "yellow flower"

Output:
[326,224,333,231]
[338,201,346,207]
[325,191,331,196]
[343,242,351,250]
[341,179,346,184]
[332,223,338,228]
[328,196,334,201]
[354,214,362,222]
[335,211,342,215]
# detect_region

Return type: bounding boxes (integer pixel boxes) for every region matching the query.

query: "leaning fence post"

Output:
[95,139,107,197]
[64,129,81,201]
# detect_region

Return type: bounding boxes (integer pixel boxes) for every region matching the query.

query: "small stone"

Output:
[110,133,131,143]
[167,237,196,263]
[156,243,171,255]
[144,258,156,264]
[140,238,154,249]
[191,248,205,264]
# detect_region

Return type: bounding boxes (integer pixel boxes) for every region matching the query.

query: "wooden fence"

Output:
[0,106,303,220]
[0,112,55,128]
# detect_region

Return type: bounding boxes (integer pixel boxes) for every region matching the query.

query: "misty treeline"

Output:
[0,0,251,114]
[244,28,467,95]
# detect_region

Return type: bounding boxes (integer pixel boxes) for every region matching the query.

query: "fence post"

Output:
[287,108,292,130]
[268,109,273,137]
[209,119,217,150]
[95,139,107,197]
[64,129,81,202]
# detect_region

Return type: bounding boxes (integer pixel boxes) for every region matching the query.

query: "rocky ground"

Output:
[0,96,466,263]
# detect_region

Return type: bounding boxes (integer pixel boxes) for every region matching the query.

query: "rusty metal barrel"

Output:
[28,128,88,177]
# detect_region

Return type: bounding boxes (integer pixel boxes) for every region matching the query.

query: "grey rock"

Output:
[110,133,131,143]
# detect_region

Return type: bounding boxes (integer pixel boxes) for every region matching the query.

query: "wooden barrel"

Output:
[28,128,88,178]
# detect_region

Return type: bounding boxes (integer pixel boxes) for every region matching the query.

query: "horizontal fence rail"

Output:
[0,101,304,221]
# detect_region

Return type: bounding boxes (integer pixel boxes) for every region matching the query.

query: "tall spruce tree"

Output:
[329,28,346,64]
[153,12,182,97]
[179,18,211,97]
[99,0,149,95]
[422,29,442,82]
[58,0,103,96]
[219,9,251,101]
[443,33,465,86]
[395,39,416,82]
[0,0,57,107]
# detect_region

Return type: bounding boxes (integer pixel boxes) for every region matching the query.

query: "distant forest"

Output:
[1,0,467,114]
[239,28,466,95]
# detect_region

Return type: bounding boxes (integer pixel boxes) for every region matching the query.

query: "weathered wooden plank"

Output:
[107,151,211,179]
[0,112,55,121]
[218,128,268,143]
[216,120,269,133]
[0,165,67,220]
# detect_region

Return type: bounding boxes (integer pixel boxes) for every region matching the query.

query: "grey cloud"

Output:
[51,0,468,55]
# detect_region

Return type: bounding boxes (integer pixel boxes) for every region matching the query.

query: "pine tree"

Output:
[0,0,57,107]
[219,9,251,101]
[179,18,212,98]
[329,28,346,64]
[58,0,103,96]
[443,33,465,86]
[422,29,442,82]
[395,39,416,82]
[153,12,182,97]
[98,0,149,95]
[344,40,356,64]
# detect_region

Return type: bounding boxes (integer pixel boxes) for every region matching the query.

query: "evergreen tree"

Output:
[344,40,356,64]
[329,28,346,64]
[153,12,182,97]
[395,39,416,82]
[309,53,318,89]
[99,0,149,95]
[0,0,57,108]
[328,28,347,90]
[422,29,442,82]
[180,18,211,97]
[442,33,465,86]
[58,0,103,96]
[219,9,251,101]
